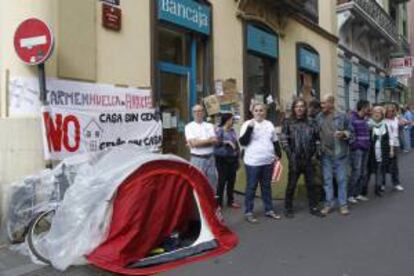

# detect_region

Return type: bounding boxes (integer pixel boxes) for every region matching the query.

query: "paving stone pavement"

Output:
[1,152,413,276]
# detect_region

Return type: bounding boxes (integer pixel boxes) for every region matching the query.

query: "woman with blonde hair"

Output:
[239,103,282,223]
[384,104,404,192]
[365,106,392,197]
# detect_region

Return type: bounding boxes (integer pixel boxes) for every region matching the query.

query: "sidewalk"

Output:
[1,151,413,276]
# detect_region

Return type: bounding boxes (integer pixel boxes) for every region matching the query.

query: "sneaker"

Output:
[310,208,326,218]
[284,209,295,219]
[228,202,241,209]
[339,206,350,216]
[320,206,331,216]
[356,195,369,202]
[394,185,405,192]
[380,185,385,192]
[245,213,258,224]
[347,197,358,204]
[265,211,281,220]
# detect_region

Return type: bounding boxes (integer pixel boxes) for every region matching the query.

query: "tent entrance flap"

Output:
[127,190,217,268]
[128,240,218,268]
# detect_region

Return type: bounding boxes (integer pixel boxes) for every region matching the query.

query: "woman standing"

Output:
[214,113,241,208]
[384,104,404,192]
[366,106,392,197]
[239,103,282,223]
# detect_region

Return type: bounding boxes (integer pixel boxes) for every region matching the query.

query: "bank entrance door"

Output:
[158,64,190,157]
[156,27,199,158]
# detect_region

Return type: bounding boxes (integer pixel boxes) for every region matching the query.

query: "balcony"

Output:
[392,34,412,57]
[337,0,399,45]
[255,0,319,23]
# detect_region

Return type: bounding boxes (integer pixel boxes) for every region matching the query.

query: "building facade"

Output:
[336,0,411,112]
[410,0,414,100]
[0,0,338,189]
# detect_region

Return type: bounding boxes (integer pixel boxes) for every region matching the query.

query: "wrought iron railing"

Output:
[398,34,410,52]
[337,0,399,42]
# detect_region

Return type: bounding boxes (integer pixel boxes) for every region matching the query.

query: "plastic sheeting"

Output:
[3,155,84,244]
[22,145,184,270]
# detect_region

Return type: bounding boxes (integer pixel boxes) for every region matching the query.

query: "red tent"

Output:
[87,159,238,275]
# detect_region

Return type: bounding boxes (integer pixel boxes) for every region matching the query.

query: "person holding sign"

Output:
[185,104,218,188]
[239,103,282,224]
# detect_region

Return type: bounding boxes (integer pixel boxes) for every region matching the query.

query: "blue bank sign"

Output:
[247,25,278,58]
[299,48,320,74]
[358,66,370,86]
[344,59,352,80]
[158,0,211,35]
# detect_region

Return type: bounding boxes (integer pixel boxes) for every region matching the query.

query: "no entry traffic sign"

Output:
[13,18,54,65]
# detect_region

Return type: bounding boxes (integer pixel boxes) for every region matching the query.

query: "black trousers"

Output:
[285,159,317,211]
[386,147,400,186]
[215,156,238,206]
[362,162,386,196]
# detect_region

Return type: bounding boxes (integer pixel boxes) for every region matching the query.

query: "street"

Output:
[0,151,413,276]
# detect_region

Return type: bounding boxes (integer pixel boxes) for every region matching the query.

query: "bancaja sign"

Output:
[158,0,211,35]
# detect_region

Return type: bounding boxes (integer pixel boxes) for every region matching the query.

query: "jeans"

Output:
[191,156,218,188]
[321,155,348,207]
[215,156,238,206]
[402,128,411,151]
[285,159,317,211]
[348,149,369,198]
[244,164,274,214]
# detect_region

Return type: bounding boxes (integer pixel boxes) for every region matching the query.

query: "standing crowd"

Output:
[185,96,414,224]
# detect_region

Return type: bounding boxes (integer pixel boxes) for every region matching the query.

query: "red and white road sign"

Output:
[13,18,54,65]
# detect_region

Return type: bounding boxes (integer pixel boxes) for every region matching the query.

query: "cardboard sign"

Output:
[219,79,238,104]
[203,95,220,116]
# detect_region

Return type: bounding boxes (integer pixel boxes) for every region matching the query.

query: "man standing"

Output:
[348,100,371,204]
[280,98,324,218]
[317,95,354,216]
[185,104,218,188]
[402,103,414,152]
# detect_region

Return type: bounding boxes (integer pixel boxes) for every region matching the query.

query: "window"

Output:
[304,0,318,23]
[244,23,279,122]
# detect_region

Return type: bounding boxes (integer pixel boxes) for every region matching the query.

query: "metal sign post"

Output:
[14,18,54,166]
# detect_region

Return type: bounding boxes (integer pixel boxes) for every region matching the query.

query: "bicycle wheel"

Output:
[27,210,55,264]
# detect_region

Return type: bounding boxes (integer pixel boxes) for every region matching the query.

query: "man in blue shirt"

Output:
[402,104,414,152]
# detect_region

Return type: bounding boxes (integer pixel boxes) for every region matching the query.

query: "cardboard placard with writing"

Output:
[203,95,220,116]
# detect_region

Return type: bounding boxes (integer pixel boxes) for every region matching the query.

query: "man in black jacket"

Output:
[280,98,324,218]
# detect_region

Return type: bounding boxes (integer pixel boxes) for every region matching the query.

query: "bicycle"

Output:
[5,162,76,262]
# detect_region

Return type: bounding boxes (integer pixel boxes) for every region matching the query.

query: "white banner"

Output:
[9,77,153,116]
[8,77,161,160]
[390,57,414,77]
[41,106,162,160]
[391,67,413,77]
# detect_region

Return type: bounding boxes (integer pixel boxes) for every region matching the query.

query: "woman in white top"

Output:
[384,104,404,191]
[239,103,282,223]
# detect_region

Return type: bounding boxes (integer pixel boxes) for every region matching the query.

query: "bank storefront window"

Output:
[158,27,190,66]
[297,44,320,102]
[244,24,279,122]
[358,65,370,101]
[155,0,212,156]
